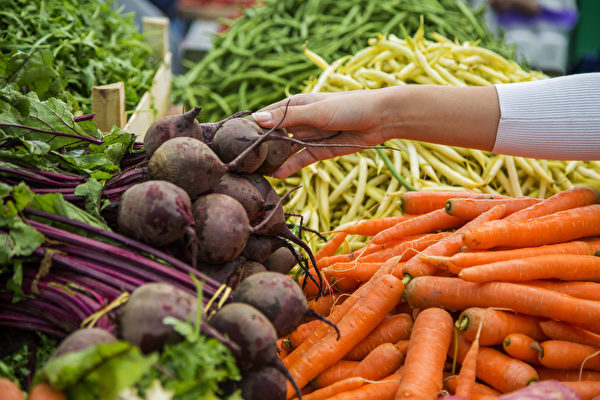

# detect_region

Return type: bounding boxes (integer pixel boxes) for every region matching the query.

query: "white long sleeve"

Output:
[493,73,600,160]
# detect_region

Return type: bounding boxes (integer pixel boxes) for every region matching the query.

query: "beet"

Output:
[240,367,286,400]
[143,108,250,157]
[120,282,196,353]
[147,137,227,197]
[242,235,284,263]
[214,173,265,222]
[51,328,117,359]
[192,193,251,264]
[118,181,196,248]
[256,127,291,175]
[196,257,246,291]
[212,118,268,174]
[208,303,302,399]
[240,261,267,282]
[232,272,339,338]
[263,247,297,275]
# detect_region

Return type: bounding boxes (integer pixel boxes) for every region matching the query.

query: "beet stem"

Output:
[272,357,302,400]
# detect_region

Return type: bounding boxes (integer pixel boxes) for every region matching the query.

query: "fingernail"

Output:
[251,111,272,124]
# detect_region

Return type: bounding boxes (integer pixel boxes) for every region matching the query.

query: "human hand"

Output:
[252,90,396,178]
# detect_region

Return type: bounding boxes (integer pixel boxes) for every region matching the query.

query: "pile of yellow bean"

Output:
[271,27,600,252]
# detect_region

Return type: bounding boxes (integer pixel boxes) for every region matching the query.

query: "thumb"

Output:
[252,104,312,129]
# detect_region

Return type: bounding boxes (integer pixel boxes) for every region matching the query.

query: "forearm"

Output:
[382,85,500,151]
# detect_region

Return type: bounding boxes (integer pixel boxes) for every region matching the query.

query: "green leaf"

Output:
[12,182,35,211]
[9,219,45,256]
[74,178,107,219]
[29,192,110,232]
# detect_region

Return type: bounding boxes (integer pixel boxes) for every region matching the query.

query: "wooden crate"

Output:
[92,17,172,140]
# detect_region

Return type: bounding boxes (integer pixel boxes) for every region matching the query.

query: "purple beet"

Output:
[211,118,268,174]
[214,173,266,222]
[50,328,117,359]
[240,367,286,400]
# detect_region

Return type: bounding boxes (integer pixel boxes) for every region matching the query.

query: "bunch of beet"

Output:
[117,107,324,292]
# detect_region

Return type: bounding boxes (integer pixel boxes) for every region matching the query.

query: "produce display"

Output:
[0,0,160,112]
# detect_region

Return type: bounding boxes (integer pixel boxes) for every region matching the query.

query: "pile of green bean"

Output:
[172,0,515,121]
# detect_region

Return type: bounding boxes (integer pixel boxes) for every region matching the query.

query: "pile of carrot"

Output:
[281,186,600,400]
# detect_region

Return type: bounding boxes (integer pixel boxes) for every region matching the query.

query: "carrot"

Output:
[395,339,410,356]
[401,190,496,215]
[535,367,600,381]
[279,337,292,358]
[364,232,451,266]
[0,378,25,400]
[345,314,413,361]
[394,307,454,400]
[305,377,366,400]
[418,240,597,273]
[352,342,404,382]
[289,320,323,349]
[455,307,546,346]
[405,276,600,335]
[502,333,541,365]
[284,256,402,368]
[538,340,600,370]
[326,372,403,400]
[28,384,67,400]
[521,280,600,301]
[308,293,344,317]
[323,262,388,283]
[445,197,541,220]
[462,204,600,250]
[444,375,501,400]
[539,320,600,348]
[458,254,600,283]
[336,215,417,236]
[311,360,360,389]
[402,204,506,278]
[504,186,600,221]
[561,381,600,400]
[285,273,404,398]
[302,266,359,298]
[449,332,539,393]
[316,232,349,261]
[454,305,485,399]
[372,208,464,245]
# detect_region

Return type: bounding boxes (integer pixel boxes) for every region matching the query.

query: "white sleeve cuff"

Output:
[493,73,600,161]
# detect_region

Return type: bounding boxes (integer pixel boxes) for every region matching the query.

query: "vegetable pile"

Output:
[172,0,514,120]
[0,0,160,112]
[278,186,600,400]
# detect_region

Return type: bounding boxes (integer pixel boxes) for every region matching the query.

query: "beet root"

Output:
[233,272,339,338]
[214,173,265,222]
[263,247,297,275]
[240,260,267,282]
[118,180,195,247]
[120,282,196,353]
[240,367,286,400]
[51,328,117,359]
[256,127,291,175]
[242,235,284,263]
[148,137,227,197]
[143,107,204,157]
[212,118,268,174]
[192,193,250,264]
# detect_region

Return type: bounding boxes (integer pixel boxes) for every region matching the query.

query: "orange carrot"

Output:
[538,340,600,370]
[462,204,600,250]
[289,320,323,349]
[455,307,546,346]
[0,378,25,400]
[454,306,489,399]
[458,254,600,283]
[405,276,600,335]
[28,384,67,400]
[326,372,403,400]
[302,266,359,298]
[521,280,600,301]
[445,197,541,220]
[305,377,366,400]
[395,339,410,356]
[502,333,541,365]
[279,337,292,358]
[444,375,501,400]
[402,204,506,278]
[285,273,404,398]
[401,190,497,215]
[394,307,454,400]
[284,257,402,368]
[311,360,360,389]
[345,314,413,361]
[535,367,600,381]
[323,262,387,282]
[561,381,600,400]
[449,332,539,393]
[505,186,600,221]
[337,215,417,236]
[316,232,349,261]
[364,232,451,266]
[308,293,344,317]
[352,342,404,382]
[539,320,600,349]
[418,240,596,273]
[372,208,464,245]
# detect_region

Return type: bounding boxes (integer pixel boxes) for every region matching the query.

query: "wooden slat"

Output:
[142,16,169,58]
[91,82,126,133]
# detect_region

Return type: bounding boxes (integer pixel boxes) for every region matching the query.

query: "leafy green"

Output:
[0,332,58,389]
[0,0,160,113]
